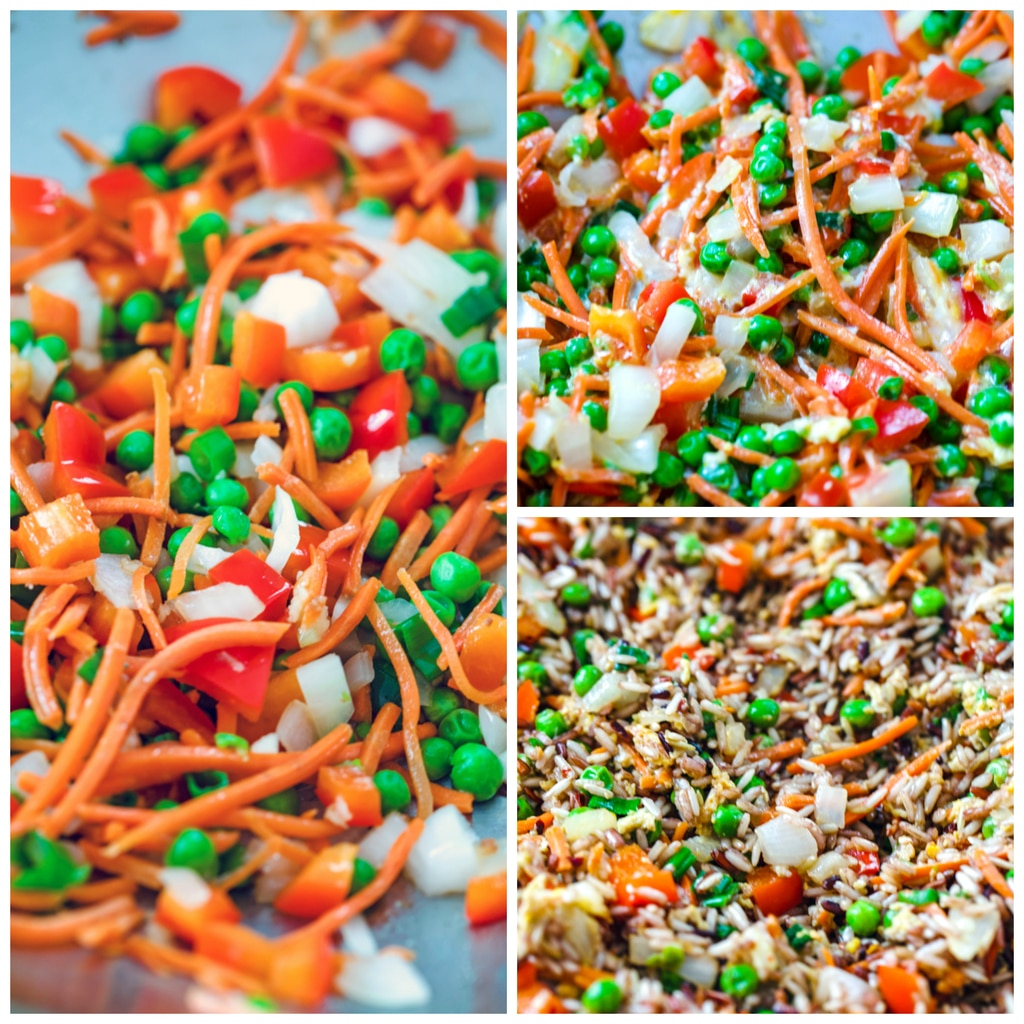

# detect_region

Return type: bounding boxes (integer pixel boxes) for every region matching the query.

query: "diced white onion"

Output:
[718,260,757,303]
[947,906,1001,962]
[563,807,616,841]
[336,206,396,243]
[11,750,50,799]
[848,174,904,214]
[295,654,353,737]
[170,582,264,623]
[555,158,624,211]
[678,953,720,989]
[961,220,1013,263]
[607,211,676,281]
[707,155,743,192]
[662,75,713,119]
[807,850,851,884]
[905,192,959,238]
[340,915,378,957]
[25,345,59,404]
[186,544,232,575]
[358,812,409,869]
[549,113,588,164]
[531,18,589,92]
[90,553,141,609]
[360,447,402,506]
[713,315,749,355]
[895,10,928,40]
[608,364,660,440]
[250,732,280,754]
[517,335,542,394]
[277,700,318,752]
[591,425,666,475]
[484,382,507,442]
[404,805,482,896]
[816,967,884,1012]
[756,815,818,866]
[705,205,742,243]
[580,671,636,713]
[399,435,447,473]
[814,783,848,832]
[716,354,757,398]
[554,415,592,470]
[337,953,431,1009]
[254,848,300,903]
[721,114,762,141]
[966,58,1013,114]
[157,867,212,910]
[908,245,962,351]
[343,650,375,692]
[848,459,912,507]
[800,114,849,153]
[650,299,696,364]
[265,484,300,573]
[230,189,317,232]
[347,116,411,157]
[248,271,340,349]
[252,434,284,469]
[479,705,506,755]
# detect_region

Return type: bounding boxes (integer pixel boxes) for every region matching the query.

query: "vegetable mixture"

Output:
[10,11,508,1012]
[517,516,1013,1012]
[516,11,1014,507]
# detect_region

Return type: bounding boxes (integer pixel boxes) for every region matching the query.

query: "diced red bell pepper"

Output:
[11,176,72,246]
[851,356,904,396]
[162,618,275,722]
[609,845,677,907]
[384,467,436,529]
[154,65,243,130]
[282,525,352,593]
[961,286,990,324]
[716,539,754,593]
[348,371,412,461]
[878,112,915,135]
[88,166,158,223]
[797,470,848,507]
[11,639,28,711]
[722,56,758,106]
[638,280,689,326]
[435,439,506,498]
[43,402,107,467]
[208,549,292,621]
[816,365,873,413]
[849,849,880,876]
[315,765,383,827]
[681,36,720,86]
[52,463,130,501]
[249,117,339,189]
[840,51,910,98]
[130,196,179,285]
[922,63,986,109]
[517,169,557,231]
[856,157,894,177]
[424,110,456,150]
[597,98,650,163]
[871,399,930,455]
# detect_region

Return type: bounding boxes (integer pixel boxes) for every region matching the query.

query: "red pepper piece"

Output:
[922,63,986,109]
[208,549,292,621]
[797,470,849,507]
[11,176,72,246]
[384,467,436,529]
[435,439,506,499]
[154,65,242,130]
[681,36,720,86]
[88,166,158,223]
[816,365,873,412]
[249,117,338,189]
[348,371,412,461]
[517,169,557,231]
[597,98,650,162]
[638,280,689,326]
[872,400,930,455]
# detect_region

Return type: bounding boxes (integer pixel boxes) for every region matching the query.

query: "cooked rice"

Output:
[517,517,1013,1013]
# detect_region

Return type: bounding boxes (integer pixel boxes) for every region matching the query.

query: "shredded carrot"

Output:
[777,577,827,628]
[357,703,402,776]
[791,716,920,772]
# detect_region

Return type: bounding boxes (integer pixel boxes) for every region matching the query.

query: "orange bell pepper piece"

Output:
[15,493,100,569]
[180,364,241,430]
[435,439,507,499]
[748,866,804,916]
[358,72,431,132]
[28,286,80,349]
[274,842,358,919]
[415,201,473,252]
[946,319,995,380]
[281,345,374,393]
[193,921,275,976]
[716,539,754,593]
[267,931,334,1009]
[621,149,661,194]
[589,306,643,361]
[315,765,383,827]
[657,356,727,403]
[231,311,286,388]
[310,451,373,511]
[94,349,173,419]
[154,883,241,944]
[878,964,931,1013]
[517,679,539,727]
[460,614,507,696]
[609,844,677,907]
[466,871,507,926]
[235,668,303,743]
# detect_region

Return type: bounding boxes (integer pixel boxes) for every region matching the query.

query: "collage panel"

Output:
[516,11,1013,508]
[10,10,507,1014]
[516,514,1013,1012]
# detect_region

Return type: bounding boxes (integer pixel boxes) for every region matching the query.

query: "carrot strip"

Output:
[791,716,920,772]
[12,895,141,949]
[885,536,939,588]
[380,509,432,594]
[777,578,827,628]
[277,386,318,484]
[356,703,402,776]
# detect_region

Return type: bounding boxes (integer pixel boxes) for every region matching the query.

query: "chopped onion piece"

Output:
[555,157,622,209]
[186,544,232,575]
[756,816,818,866]
[592,426,665,475]
[265,484,300,573]
[800,114,849,153]
[157,867,212,910]
[662,75,713,119]
[295,654,353,737]
[905,192,959,238]
[580,671,637,713]
[25,345,59,404]
[966,58,1013,114]
[231,189,317,232]
[484,382,507,442]
[563,807,616,841]
[895,10,928,39]
[705,205,742,243]
[554,415,592,471]
[707,155,743,192]
[343,650,374,693]
[808,850,851,884]
[252,434,284,469]
[340,914,378,957]
[248,271,340,349]
[650,300,696,364]
[713,315,750,355]
[848,460,912,507]
[517,335,541,394]
[814,783,848,831]
[400,435,447,473]
[608,364,660,440]
[961,220,1013,263]
[91,553,142,609]
[29,259,102,352]
[479,705,506,754]
[170,582,265,623]
[277,700,318,752]
[404,805,481,896]
[11,750,49,799]
[347,116,411,157]
[358,812,409,870]
[250,733,280,755]
[607,211,675,281]
[718,260,757,303]
[360,447,402,505]
[337,953,431,1009]
[849,174,904,214]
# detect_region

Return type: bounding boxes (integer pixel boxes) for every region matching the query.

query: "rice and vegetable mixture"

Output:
[517,516,1013,1012]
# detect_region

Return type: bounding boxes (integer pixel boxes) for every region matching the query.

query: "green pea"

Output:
[737,37,768,65]
[11,486,27,519]
[565,336,594,366]
[257,788,300,815]
[750,153,785,184]
[931,247,959,274]
[847,899,881,936]
[754,250,784,274]
[572,629,597,665]
[212,505,250,544]
[450,742,503,801]
[712,803,743,838]
[648,109,673,130]
[580,225,616,259]
[205,478,248,510]
[11,708,52,740]
[934,444,968,478]
[921,11,951,47]
[652,451,685,489]
[736,425,769,454]
[823,578,852,611]
[840,699,875,729]
[911,586,946,617]
[517,111,549,140]
[879,518,916,547]
[599,20,624,53]
[811,94,849,121]
[366,516,400,561]
[380,328,427,380]
[373,769,411,814]
[561,582,591,607]
[582,400,607,433]
[50,378,77,403]
[456,341,499,391]
[119,290,164,334]
[766,457,800,492]
[115,430,155,472]
[125,122,172,162]
[165,827,219,880]
[10,320,34,350]
[700,241,732,275]
[425,687,461,725]
[99,526,139,558]
[747,314,782,352]
[439,708,483,748]
[719,963,759,998]
[978,355,1010,387]
[433,401,469,444]
[797,60,822,87]
[587,256,618,287]
[969,386,1012,419]
[426,504,452,541]
[987,757,1010,787]
[169,472,205,514]
[573,665,603,696]
[748,698,780,729]
[523,447,551,477]
[236,382,259,422]
[420,737,454,781]
[581,979,623,1013]
[535,708,568,738]
[351,857,376,893]
[430,551,481,602]
[771,429,803,456]
[839,238,870,269]
[36,333,69,362]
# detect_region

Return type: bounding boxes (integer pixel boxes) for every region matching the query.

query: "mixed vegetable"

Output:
[516,11,1014,506]
[10,11,507,1012]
